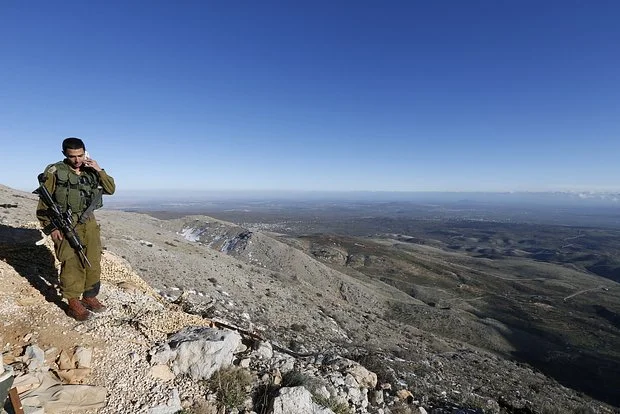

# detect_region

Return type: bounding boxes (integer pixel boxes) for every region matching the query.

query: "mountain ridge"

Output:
[0,183,617,413]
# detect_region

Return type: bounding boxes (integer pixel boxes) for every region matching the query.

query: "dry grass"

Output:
[206,367,253,410]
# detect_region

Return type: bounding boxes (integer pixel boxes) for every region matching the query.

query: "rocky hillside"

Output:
[0,184,616,414]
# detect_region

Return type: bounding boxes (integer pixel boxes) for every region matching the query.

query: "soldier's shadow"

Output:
[0,224,69,313]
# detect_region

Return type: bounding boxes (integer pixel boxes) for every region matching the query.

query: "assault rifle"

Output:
[34,173,91,267]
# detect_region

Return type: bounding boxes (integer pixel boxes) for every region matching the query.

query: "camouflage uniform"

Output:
[36,160,116,299]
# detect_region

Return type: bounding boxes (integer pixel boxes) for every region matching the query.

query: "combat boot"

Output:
[81,296,106,313]
[67,298,90,321]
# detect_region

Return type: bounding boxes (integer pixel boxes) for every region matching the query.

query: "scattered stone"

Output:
[24,345,45,371]
[255,340,273,360]
[147,388,182,414]
[150,365,176,382]
[396,389,414,402]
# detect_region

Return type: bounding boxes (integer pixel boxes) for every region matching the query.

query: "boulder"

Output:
[345,361,377,389]
[150,327,242,380]
[271,386,335,414]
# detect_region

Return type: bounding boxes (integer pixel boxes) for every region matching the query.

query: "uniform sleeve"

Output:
[97,169,116,195]
[36,167,58,235]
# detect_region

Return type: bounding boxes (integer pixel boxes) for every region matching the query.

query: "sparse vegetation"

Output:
[252,382,276,414]
[280,369,308,387]
[290,322,307,331]
[313,395,352,414]
[205,367,253,409]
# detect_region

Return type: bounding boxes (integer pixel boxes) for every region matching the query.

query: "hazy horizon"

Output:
[100,189,620,230]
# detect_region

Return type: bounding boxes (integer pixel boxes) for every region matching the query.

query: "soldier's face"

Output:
[64,148,86,169]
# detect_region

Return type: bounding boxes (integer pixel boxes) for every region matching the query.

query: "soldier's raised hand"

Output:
[84,158,102,171]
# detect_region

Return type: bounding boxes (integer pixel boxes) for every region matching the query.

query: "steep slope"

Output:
[0,184,616,413]
[271,232,620,407]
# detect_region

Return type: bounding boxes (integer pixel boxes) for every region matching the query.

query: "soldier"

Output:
[36,137,116,320]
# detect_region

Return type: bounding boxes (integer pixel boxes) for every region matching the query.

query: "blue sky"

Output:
[1,1,619,193]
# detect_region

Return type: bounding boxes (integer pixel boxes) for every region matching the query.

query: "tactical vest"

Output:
[49,161,103,214]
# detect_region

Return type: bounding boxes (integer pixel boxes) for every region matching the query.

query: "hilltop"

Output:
[0,184,617,414]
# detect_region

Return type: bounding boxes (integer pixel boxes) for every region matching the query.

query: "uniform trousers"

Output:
[53,217,102,299]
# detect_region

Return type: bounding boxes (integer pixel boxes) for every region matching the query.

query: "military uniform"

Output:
[36,160,116,300]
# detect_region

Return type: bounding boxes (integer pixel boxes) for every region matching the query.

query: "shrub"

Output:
[206,367,253,409]
[281,370,310,387]
[313,395,353,414]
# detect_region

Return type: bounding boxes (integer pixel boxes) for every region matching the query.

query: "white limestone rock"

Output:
[271,386,335,414]
[150,327,242,380]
